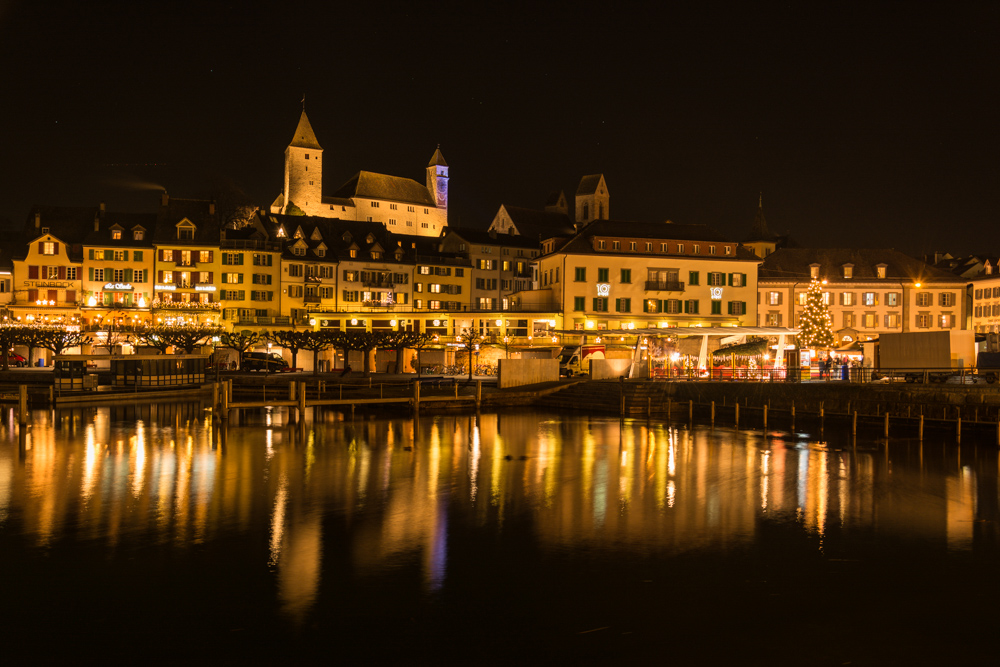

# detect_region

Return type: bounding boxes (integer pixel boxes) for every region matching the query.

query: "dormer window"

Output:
[724,245,732,255]
[292,246,305,256]
[41,227,49,235]
[842,264,854,279]
[176,220,196,241]
[276,226,286,238]
[366,233,375,244]
[371,251,382,260]
[111,229,122,240]
[315,248,325,257]
[810,264,821,280]
[876,264,888,279]
[342,231,352,242]
[350,249,357,258]
[133,230,144,241]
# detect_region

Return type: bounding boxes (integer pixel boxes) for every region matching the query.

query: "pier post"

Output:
[689,399,693,423]
[884,412,889,438]
[298,381,307,417]
[289,382,296,401]
[667,398,671,423]
[711,401,715,427]
[454,381,459,399]
[476,380,482,410]
[919,415,924,440]
[221,382,229,419]
[212,382,219,413]
[18,385,27,425]
[957,417,961,441]
[413,380,420,413]
[735,402,739,429]
[763,404,768,429]
[852,411,857,436]
[648,396,652,419]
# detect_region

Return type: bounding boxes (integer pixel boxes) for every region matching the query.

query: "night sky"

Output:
[1,1,997,256]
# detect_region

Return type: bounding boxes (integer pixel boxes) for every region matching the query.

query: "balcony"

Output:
[362,279,395,289]
[174,261,197,268]
[645,280,685,292]
[303,294,321,304]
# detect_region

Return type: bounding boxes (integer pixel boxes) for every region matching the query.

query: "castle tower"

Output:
[282,110,324,216]
[742,193,779,259]
[426,146,449,220]
[575,174,609,226]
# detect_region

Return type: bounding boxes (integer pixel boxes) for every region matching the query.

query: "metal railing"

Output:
[644,280,684,291]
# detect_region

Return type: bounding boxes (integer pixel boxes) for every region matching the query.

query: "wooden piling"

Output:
[212,382,219,413]
[852,411,857,436]
[289,382,296,401]
[919,414,924,440]
[884,412,889,438]
[711,401,715,426]
[957,417,961,440]
[221,382,229,419]
[298,381,307,417]
[18,385,27,425]
[689,399,693,423]
[735,402,739,429]
[413,379,421,412]
[763,404,768,429]
[667,398,672,423]
[476,380,482,410]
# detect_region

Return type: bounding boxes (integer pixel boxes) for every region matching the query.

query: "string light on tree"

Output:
[798,279,835,349]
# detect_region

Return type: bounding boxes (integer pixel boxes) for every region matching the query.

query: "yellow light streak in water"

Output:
[760,449,770,512]
[130,434,145,497]
[269,473,288,567]
[82,425,98,503]
[469,420,480,502]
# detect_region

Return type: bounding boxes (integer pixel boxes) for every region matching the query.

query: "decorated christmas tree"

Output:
[798,279,835,349]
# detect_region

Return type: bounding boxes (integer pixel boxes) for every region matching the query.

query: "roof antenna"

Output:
[301,93,306,111]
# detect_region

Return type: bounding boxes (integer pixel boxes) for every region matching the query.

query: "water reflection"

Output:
[0,404,995,638]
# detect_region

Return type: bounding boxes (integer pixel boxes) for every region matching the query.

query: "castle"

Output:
[270,110,448,238]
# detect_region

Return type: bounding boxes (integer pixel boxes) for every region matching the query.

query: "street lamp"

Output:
[212,335,220,383]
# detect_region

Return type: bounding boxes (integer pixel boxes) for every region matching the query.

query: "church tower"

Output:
[574,174,609,226]
[282,111,324,216]
[426,146,449,220]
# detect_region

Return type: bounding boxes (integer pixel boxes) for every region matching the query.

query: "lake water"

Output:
[1,402,998,665]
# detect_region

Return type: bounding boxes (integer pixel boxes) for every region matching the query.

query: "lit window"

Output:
[111,229,122,240]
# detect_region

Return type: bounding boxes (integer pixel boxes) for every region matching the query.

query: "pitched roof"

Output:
[288,111,322,150]
[576,174,604,195]
[82,212,158,247]
[501,205,575,240]
[550,219,756,259]
[758,248,966,283]
[443,227,542,250]
[331,171,435,206]
[427,147,447,167]
[153,198,221,245]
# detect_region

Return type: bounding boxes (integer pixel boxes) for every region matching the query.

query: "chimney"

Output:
[209,200,216,216]
[94,213,100,232]
[34,212,40,229]
[161,190,169,207]
[99,201,106,214]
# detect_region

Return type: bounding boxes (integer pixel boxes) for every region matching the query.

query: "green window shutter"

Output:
[124,268,133,282]
[684,300,689,314]
[123,251,129,261]
[222,254,229,266]
[643,299,650,313]
[693,300,699,314]
[107,266,114,279]
[238,273,244,284]
[104,249,112,261]
[741,273,747,286]
[221,272,228,283]
[134,251,143,262]
[88,249,95,260]
[89,267,94,281]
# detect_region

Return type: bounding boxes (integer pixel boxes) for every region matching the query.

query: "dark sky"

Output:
[1,0,997,256]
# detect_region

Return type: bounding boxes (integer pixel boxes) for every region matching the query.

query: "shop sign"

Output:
[104,282,133,291]
[596,283,610,296]
[155,284,176,291]
[195,285,216,291]
[710,287,723,300]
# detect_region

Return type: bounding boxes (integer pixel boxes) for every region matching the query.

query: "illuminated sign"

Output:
[104,282,133,291]
[596,283,610,296]
[842,335,854,342]
[195,285,216,291]
[710,287,723,300]
[155,284,176,291]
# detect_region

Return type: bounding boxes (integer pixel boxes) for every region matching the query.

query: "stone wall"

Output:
[498,358,558,388]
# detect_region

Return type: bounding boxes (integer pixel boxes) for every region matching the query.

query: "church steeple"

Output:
[743,193,779,259]
[282,110,324,215]
[426,145,449,221]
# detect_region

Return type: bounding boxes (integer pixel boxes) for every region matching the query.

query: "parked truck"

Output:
[874,331,976,383]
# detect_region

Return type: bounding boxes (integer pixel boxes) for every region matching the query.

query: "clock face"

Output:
[436,180,447,205]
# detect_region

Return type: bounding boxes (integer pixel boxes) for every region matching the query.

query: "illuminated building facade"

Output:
[757,248,967,343]
[151,195,223,326]
[439,228,538,311]
[270,111,448,237]
[531,219,760,330]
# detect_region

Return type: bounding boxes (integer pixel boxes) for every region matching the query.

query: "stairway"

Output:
[538,380,669,416]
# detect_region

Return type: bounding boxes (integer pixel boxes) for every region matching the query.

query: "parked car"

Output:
[4,354,27,368]
[241,352,289,372]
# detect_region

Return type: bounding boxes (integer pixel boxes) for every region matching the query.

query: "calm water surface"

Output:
[1,403,998,665]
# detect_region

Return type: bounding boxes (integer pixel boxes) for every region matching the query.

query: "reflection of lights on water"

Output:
[269,473,288,567]
[760,450,770,512]
[470,422,480,502]
[667,480,676,508]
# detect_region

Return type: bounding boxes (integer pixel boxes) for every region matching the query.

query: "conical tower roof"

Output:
[289,110,322,150]
[428,146,448,167]
[745,194,776,242]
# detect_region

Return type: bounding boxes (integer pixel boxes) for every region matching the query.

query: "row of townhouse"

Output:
[0,194,976,358]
